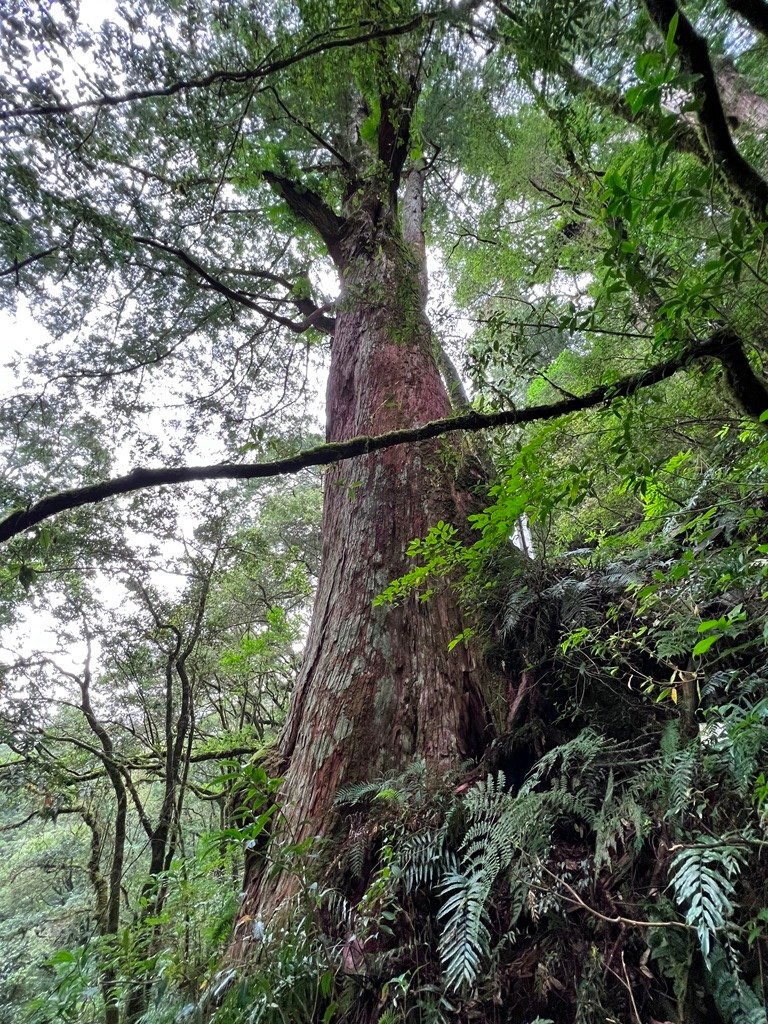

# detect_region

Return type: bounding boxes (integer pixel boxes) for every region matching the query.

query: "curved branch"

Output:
[0,11,447,122]
[2,335,762,544]
[0,809,38,832]
[135,236,334,333]
[0,246,60,281]
[265,86,356,177]
[645,0,768,220]
[724,0,768,38]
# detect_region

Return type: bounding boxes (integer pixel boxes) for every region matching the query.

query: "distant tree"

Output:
[0,488,319,1019]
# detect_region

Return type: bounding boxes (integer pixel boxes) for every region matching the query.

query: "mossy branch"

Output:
[645,0,768,221]
[2,335,763,545]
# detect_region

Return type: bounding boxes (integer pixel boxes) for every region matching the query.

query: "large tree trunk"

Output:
[282,200,493,808]
[235,182,500,934]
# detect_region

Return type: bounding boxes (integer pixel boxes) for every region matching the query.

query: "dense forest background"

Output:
[1,1,768,1022]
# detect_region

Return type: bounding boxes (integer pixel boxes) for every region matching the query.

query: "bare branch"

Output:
[0,809,38,832]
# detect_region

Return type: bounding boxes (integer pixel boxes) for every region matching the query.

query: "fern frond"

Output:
[334,760,433,808]
[546,577,601,624]
[437,870,492,992]
[340,838,366,881]
[503,586,537,634]
[401,828,453,890]
[665,745,698,820]
[520,728,614,792]
[669,839,744,959]
[334,778,394,806]
[708,940,768,1024]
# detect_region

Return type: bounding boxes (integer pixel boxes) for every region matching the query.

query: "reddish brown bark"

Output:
[235,183,499,937]
[283,213,491,801]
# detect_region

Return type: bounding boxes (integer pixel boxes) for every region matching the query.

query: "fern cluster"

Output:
[343,708,768,1020]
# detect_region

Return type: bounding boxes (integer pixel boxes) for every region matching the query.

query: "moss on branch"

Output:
[2,334,763,545]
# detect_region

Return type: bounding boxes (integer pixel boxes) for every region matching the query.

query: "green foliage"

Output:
[26,945,103,1024]
[707,941,768,1024]
[373,521,464,607]
[2,0,768,1021]
[669,839,744,960]
[0,486,318,1020]
[437,870,492,992]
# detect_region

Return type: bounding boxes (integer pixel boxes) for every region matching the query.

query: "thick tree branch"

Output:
[724,0,768,38]
[435,340,472,412]
[645,0,768,220]
[555,60,705,161]
[493,0,767,187]
[2,335,763,544]
[220,265,336,329]
[135,235,262,306]
[262,172,346,259]
[186,745,262,763]
[715,57,768,133]
[717,335,768,416]
[81,808,109,934]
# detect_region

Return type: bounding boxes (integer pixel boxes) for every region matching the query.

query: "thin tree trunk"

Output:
[82,809,120,1024]
[77,650,127,1024]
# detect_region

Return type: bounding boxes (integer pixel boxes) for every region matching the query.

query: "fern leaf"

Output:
[437,871,491,991]
[670,840,744,959]
[665,744,697,819]
[708,940,768,1024]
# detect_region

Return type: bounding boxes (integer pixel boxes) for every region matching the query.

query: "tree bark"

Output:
[236,181,500,935]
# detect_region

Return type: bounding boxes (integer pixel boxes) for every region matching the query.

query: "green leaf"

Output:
[359,99,381,146]
[697,618,725,633]
[692,633,721,657]
[635,51,663,81]
[448,627,474,652]
[665,11,679,56]
[49,950,76,965]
